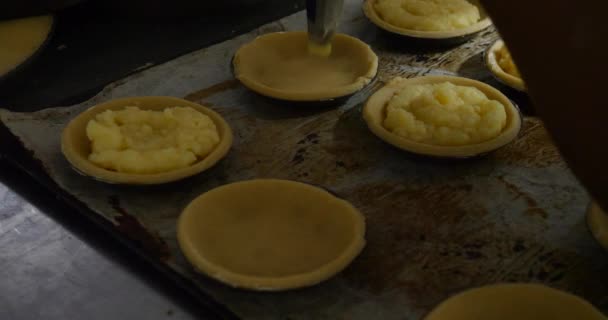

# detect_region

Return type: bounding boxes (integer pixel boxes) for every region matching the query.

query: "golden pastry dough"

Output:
[363,76,521,158]
[424,284,606,320]
[486,40,527,92]
[363,0,492,40]
[177,179,366,290]
[497,45,521,78]
[233,32,378,101]
[0,15,54,77]
[587,202,608,250]
[61,96,233,185]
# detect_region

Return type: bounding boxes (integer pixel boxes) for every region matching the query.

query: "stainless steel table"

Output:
[0,167,204,320]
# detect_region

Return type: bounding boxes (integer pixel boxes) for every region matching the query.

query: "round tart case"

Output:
[363,0,492,44]
[0,15,54,79]
[233,31,378,102]
[363,75,522,158]
[587,201,608,250]
[61,96,233,185]
[424,283,606,320]
[177,179,366,291]
[485,39,527,92]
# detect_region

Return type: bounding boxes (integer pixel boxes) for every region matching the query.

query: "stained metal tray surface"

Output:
[1,1,606,318]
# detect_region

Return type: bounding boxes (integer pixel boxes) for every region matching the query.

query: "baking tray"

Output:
[1,1,607,318]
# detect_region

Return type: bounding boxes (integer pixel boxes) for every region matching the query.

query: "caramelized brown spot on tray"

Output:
[342,182,490,304]
[337,178,602,312]
[184,79,240,102]
[497,176,548,219]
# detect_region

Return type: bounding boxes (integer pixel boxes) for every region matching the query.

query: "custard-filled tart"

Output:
[61,96,233,185]
[587,202,608,250]
[363,76,522,158]
[363,0,492,42]
[486,39,527,92]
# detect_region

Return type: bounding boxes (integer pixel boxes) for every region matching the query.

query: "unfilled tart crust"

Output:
[0,15,54,77]
[233,31,378,102]
[363,0,492,40]
[177,179,366,291]
[486,39,527,92]
[424,283,606,320]
[61,96,233,185]
[587,202,608,250]
[363,76,522,158]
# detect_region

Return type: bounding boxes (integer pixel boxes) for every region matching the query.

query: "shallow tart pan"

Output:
[61,96,233,185]
[0,15,55,81]
[177,179,366,291]
[587,201,608,250]
[363,75,522,159]
[485,39,527,92]
[232,31,378,103]
[423,283,605,320]
[362,0,492,45]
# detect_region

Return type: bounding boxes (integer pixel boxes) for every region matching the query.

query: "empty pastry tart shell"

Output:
[0,15,55,80]
[423,283,606,320]
[233,31,378,102]
[177,179,366,291]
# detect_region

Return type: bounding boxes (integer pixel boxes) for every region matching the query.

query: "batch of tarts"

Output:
[57,0,604,317]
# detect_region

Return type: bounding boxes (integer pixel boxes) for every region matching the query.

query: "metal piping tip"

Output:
[306,0,345,48]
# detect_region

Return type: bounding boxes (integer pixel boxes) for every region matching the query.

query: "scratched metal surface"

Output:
[1,1,607,318]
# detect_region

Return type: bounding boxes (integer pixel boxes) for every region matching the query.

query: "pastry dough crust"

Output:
[233,32,378,101]
[61,96,233,185]
[178,179,366,290]
[424,284,606,320]
[486,40,527,92]
[587,202,608,250]
[363,76,521,158]
[363,0,491,40]
[0,15,54,77]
